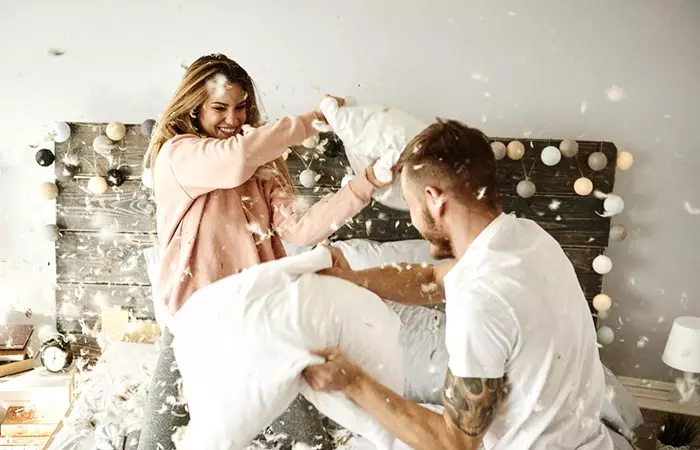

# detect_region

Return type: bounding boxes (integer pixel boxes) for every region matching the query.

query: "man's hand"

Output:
[302,348,362,392]
[318,245,353,278]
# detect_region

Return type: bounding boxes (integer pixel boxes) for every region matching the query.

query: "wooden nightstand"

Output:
[620,377,700,450]
[620,376,700,417]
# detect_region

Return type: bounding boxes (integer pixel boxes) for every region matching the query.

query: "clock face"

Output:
[42,346,67,372]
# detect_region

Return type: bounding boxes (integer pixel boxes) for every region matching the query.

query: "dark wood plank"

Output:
[56,180,156,233]
[56,283,154,334]
[56,231,156,285]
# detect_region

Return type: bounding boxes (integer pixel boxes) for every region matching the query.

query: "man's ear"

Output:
[424,186,446,217]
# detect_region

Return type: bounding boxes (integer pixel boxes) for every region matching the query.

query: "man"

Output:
[303,120,613,450]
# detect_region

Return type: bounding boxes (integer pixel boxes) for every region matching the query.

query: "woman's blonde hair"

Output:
[145,53,293,193]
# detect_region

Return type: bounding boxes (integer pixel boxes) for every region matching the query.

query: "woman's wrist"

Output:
[312,110,326,123]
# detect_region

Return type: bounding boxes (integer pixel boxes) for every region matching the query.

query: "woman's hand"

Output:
[366,160,394,189]
[314,94,345,123]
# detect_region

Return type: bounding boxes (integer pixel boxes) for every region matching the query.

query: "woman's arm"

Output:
[162,113,320,198]
[322,259,455,306]
[269,169,380,247]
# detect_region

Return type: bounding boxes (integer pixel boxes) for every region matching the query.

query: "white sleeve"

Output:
[445,289,518,379]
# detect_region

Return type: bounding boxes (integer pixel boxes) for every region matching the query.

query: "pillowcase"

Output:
[316,239,448,405]
[330,239,439,270]
[169,247,403,450]
[317,96,427,211]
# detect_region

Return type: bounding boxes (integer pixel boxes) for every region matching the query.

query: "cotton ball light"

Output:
[603,194,625,216]
[592,255,613,274]
[93,135,116,156]
[141,119,156,138]
[42,224,61,242]
[616,151,634,170]
[559,139,579,158]
[596,326,615,346]
[516,180,536,198]
[593,294,612,312]
[35,148,55,167]
[299,169,319,188]
[540,146,561,166]
[574,177,593,196]
[490,141,506,160]
[88,176,109,195]
[53,122,71,143]
[609,224,627,242]
[142,168,154,189]
[301,134,320,149]
[106,121,126,141]
[588,152,608,171]
[39,182,58,200]
[106,168,126,187]
[507,140,525,160]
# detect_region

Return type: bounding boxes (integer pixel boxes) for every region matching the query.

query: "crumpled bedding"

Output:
[45,341,639,450]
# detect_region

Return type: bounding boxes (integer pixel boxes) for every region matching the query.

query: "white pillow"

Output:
[317,97,426,211]
[284,239,446,404]
[329,239,439,270]
[169,247,403,450]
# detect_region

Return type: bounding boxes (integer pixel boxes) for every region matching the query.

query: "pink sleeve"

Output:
[270,171,377,247]
[163,113,318,198]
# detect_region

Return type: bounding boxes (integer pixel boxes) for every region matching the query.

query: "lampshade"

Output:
[662,316,700,373]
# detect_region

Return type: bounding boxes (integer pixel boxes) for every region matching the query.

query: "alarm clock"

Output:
[39,334,73,373]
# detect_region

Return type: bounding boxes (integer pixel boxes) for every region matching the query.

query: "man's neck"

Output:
[446,207,501,259]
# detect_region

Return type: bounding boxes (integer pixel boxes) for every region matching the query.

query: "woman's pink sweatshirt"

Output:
[154,112,376,316]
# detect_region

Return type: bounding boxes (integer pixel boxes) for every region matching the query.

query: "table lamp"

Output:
[662,316,700,402]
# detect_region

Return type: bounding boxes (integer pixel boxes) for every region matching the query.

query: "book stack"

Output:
[0,406,60,449]
[0,326,35,379]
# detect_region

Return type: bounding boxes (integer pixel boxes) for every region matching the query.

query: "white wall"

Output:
[1,0,698,380]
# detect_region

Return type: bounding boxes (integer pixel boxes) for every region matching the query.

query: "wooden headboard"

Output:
[53,123,617,354]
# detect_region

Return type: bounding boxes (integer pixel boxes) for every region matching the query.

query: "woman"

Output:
[138,53,386,450]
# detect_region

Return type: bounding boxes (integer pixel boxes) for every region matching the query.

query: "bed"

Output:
[46,238,643,450]
[50,122,634,448]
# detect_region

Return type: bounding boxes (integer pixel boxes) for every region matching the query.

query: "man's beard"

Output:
[421,206,454,260]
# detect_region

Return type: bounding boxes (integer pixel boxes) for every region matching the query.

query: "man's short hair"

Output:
[397,119,500,212]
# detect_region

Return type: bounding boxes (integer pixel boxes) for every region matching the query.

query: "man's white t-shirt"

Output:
[442,213,613,450]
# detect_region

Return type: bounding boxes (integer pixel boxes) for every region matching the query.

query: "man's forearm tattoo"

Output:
[442,369,508,437]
